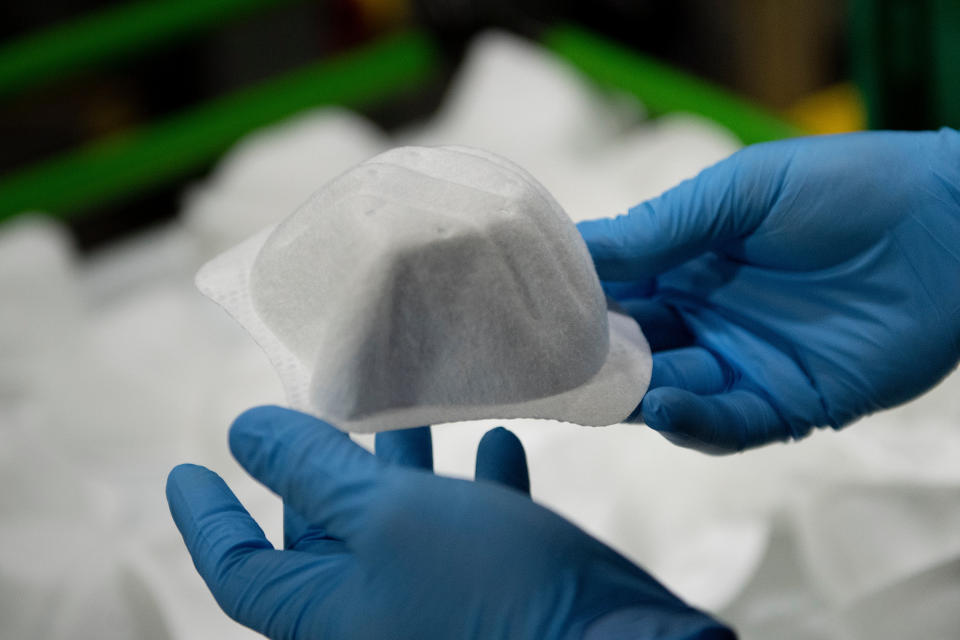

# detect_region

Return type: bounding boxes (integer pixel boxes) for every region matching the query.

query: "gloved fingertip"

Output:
[576,217,635,281]
[640,389,728,452]
[231,404,289,433]
[228,413,266,461]
[639,392,671,432]
[574,216,608,240]
[167,461,203,480]
[375,426,433,470]
[478,425,520,447]
[476,426,530,495]
[228,405,340,462]
[229,404,283,444]
[166,463,211,497]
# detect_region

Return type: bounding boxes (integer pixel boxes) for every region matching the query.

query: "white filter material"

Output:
[719,518,840,640]
[182,108,388,255]
[0,216,81,402]
[596,114,743,204]
[0,424,99,521]
[32,284,210,480]
[535,114,742,224]
[794,483,960,605]
[196,145,651,432]
[0,520,171,640]
[397,31,641,164]
[79,223,201,306]
[838,554,960,640]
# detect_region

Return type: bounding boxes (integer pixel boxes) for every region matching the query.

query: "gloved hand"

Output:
[579,129,960,453]
[166,406,734,640]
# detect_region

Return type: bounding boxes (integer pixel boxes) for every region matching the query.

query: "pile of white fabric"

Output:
[1,31,958,640]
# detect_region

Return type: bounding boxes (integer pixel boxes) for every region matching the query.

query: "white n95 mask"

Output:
[196,145,650,432]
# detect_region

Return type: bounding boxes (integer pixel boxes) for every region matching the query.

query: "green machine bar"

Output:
[849,0,960,130]
[0,0,305,96]
[545,25,802,145]
[0,31,439,222]
[849,0,932,129]
[931,0,960,131]
[0,20,801,223]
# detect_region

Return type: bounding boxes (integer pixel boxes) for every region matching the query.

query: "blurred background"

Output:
[8,0,950,246]
[2,1,960,639]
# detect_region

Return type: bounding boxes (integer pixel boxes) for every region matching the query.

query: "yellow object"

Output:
[785,83,867,135]
[356,0,409,29]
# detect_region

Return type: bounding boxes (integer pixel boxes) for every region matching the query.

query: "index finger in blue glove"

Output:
[641,386,791,453]
[577,145,775,281]
[475,427,530,495]
[166,464,280,620]
[167,463,355,638]
[649,346,733,395]
[229,405,382,542]
[167,464,274,577]
[375,426,433,470]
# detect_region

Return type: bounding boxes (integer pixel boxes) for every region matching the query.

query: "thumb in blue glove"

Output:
[166,406,734,640]
[579,129,960,453]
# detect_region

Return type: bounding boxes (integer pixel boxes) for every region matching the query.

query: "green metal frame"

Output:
[545,26,802,145]
[0,2,801,225]
[0,0,304,97]
[0,31,438,222]
[850,0,960,130]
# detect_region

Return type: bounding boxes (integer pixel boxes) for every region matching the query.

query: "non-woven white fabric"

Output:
[196,145,651,432]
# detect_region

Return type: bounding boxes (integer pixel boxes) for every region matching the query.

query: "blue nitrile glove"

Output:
[579,129,960,453]
[166,406,734,640]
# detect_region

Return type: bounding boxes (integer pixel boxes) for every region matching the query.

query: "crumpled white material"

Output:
[196,145,651,432]
[182,108,388,254]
